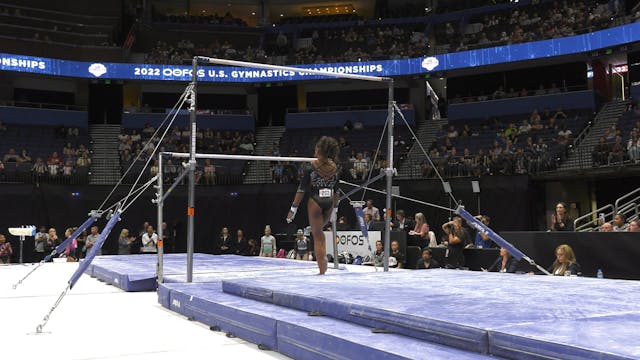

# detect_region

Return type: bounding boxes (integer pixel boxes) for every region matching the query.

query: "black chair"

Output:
[405,246,421,270]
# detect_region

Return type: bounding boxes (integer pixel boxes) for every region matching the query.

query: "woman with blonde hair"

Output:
[118,229,136,255]
[409,212,430,248]
[549,244,580,276]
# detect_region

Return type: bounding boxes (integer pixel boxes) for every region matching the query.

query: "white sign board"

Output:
[324,231,381,258]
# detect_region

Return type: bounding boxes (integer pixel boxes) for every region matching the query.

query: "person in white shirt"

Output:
[363,199,381,221]
[141,225,159,253]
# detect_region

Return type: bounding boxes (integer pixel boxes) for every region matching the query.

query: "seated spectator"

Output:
[534,84,547,96]
[600,222,613,232]
[0,233,12,264]
[62,161,74,177]
[592,137,610,166]
[3,148,20,163]
[612,213,628,232]
[627,132,639,163]
[628,220,639,232]
[550,202,574,231]
[487,247,518,273]
[77,153,91,167]
[519,120,532,133]
[392,209,414,233]
[416,248,440,269]
[350,152,369,180]
[548,244,580,276]
[473,215,493,248]
[372,240,384,267]
[390,240,405,269]
[608,135,625,164]
[19,149,32,163]
[62,142,76,158]
[447,125,459,138]
[32,158,47,176]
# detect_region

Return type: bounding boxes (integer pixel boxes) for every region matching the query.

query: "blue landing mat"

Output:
[222,269,640,359]
[88,254,316,291]
[159,282,498,360]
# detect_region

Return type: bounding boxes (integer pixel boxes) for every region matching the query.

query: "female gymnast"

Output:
[286,136,340,274]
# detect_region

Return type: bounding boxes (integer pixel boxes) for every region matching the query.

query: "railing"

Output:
[1,100,87,111]
[286,104,389,113]
[574,204,614,232]
[0,165,90,185]
[617,202,639,224]
[615,187,640,213]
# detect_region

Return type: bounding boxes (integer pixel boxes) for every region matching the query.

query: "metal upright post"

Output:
[384,80,394,272]
[156,154,164,284]
[186,58,198,282]
[332,219,339,269]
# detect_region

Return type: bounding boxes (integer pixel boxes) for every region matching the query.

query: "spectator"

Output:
[628,220,639,232]
[260,225,276,257]
[84,226,101,255]
[0,233,12,264]
[219,227,233,254]
[363,199,381,221]
[350,152,369,180]
[442,217,468,268]
[627,132,639,163]
[364,213,374,230]
[247,238,260,256]
[612,213,628,232]
[392,209,414,233]
[372,240,384,267]
[592,137,610,166]
[3,148,19,162]
[33,226,49,262]
[390,240,405,268]
[409,212,430,248]
[550,202,574,231]
[548,244,580,276]
[233,229,249,256]
[118,229,136,255]
[294,229,310,260]
[473,215,493,248]
[487,247,518,273]
[19,149,32,163]
[141,225,159,253]
[608,135,625,164]
[600,222,614,232]
[416,248,440,269]
[77,153,91,167]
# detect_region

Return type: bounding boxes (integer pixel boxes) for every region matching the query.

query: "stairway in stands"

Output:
[557,100,630,171]
[243,125,286,184]
[89,124,122,185]
[396,117,448,179]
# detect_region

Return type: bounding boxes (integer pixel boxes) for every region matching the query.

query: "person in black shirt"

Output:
[232,229,248,256]
[487,247,518,273]
[390,240,405,268]
[442,216,468,268]
[549,202,574,231]
[416,248,440,269]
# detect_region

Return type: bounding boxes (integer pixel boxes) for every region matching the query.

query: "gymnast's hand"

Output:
[286,206,298,223]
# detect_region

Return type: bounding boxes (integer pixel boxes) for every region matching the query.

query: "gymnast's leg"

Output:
[308,199,329,275]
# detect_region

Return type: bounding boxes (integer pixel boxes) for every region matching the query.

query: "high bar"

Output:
[162,152,317,163]
[196,56,391,83]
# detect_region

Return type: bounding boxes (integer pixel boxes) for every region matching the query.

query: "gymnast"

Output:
[286,136,340,274]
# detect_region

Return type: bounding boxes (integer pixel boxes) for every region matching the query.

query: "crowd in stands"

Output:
[118,124,255,185]
[449,82,570,104]
[151,10,248,27]
[594,106,640,166]
[436,0,624,54]
[0,121,91,184]
[144,0,634,67]
[420,108,582,178]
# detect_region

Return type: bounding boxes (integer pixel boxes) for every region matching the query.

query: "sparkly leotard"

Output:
[297,163,339,212]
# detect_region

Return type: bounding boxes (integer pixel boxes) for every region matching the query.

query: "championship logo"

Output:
[88,63,107,77]
[421,57,440,71]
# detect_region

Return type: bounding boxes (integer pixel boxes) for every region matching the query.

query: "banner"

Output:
[2,23,640,83]
[325,231,381,258]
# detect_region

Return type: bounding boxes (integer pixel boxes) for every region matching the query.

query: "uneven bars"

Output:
[162,152,317,163]
[196,56,391,83]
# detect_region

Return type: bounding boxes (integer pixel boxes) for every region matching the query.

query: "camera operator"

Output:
[441,216,468,269]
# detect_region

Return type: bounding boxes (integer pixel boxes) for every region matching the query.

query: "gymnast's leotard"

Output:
[297,162,339,212]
